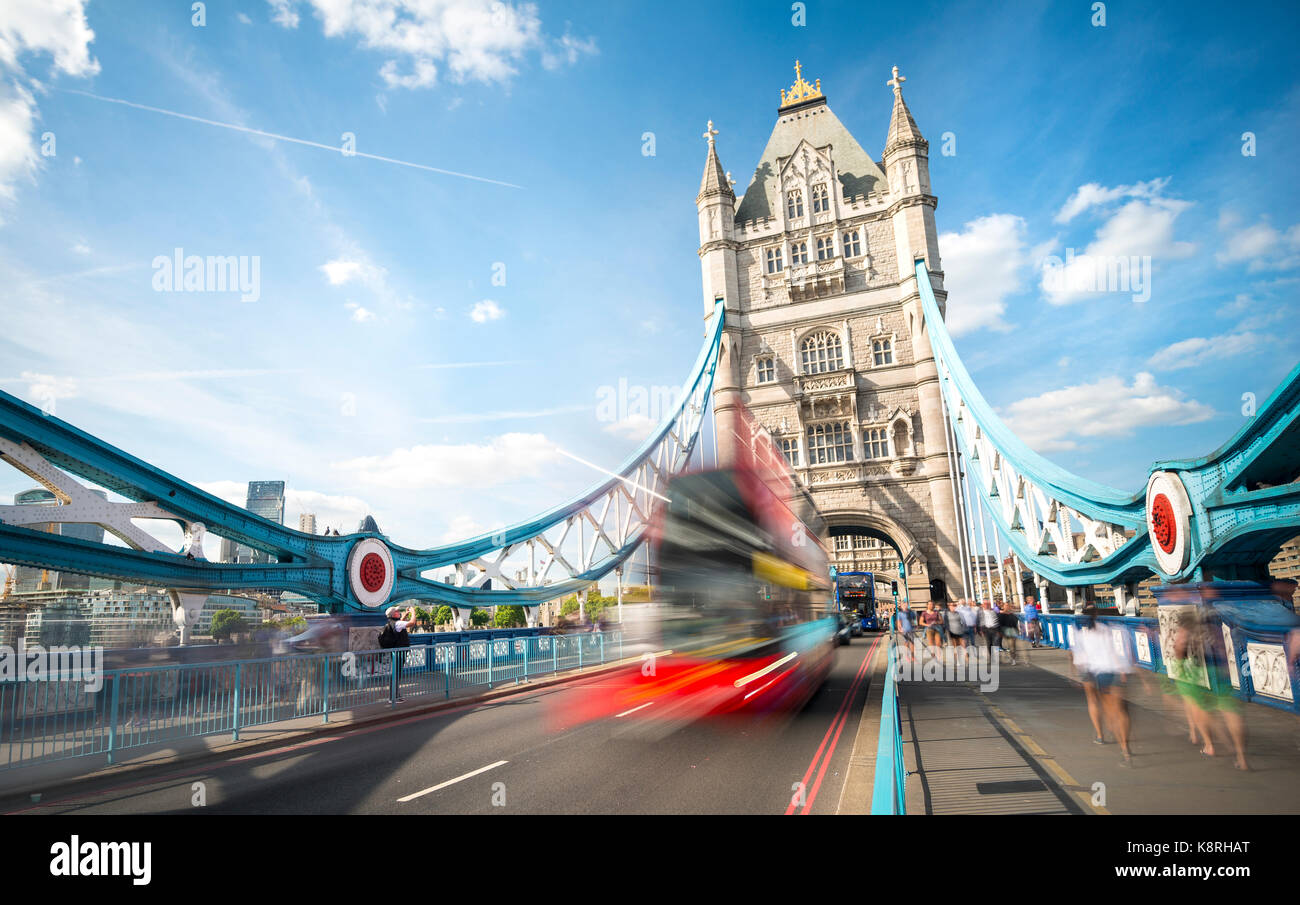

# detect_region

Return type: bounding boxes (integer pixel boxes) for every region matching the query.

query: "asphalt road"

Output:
[6,634,882,815]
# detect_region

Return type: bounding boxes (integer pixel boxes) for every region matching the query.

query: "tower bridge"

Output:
[0,65,1296,645]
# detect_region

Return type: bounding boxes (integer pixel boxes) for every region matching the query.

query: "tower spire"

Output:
[885,64,924,150]
[697,120,733,201]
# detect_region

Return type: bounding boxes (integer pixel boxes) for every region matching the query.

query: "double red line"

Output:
[784,633,883,815]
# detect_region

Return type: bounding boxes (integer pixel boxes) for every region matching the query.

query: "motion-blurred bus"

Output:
[835,572,879,633]
[559,406,836,728]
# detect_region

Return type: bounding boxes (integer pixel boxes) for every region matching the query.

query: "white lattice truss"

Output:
[0,435,209,623]
[941,363,1133,570]
[440,373,713,594]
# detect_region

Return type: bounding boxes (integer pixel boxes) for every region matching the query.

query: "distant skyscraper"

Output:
[299,513,317,535]
[223,481,286,564]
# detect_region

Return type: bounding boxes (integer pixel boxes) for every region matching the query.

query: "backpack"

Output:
[378,619,410,650]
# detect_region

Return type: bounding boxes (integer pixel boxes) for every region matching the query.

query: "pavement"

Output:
[2,634,888,815]
[900,643,1300,815]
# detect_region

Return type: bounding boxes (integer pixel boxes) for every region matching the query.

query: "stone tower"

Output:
[697,62,962,605]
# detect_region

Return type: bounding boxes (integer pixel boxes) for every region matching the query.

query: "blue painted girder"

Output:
[0,303,725,611]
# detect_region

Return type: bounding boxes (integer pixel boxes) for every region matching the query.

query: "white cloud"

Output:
[1054,178,1169,224]
[345,301,375,322]
[1146,332,1260,371]
[469,299,504,323]
[1001,372,1214,453]
[320,258,362,285]
[272,0,584,88]
[540,31,598,70]
[331,432,562,489]
[22,370,77,405]
[0,1,98,202]
[1040,180,1195,306]
[270,1,595,88]
[0,82,38,203]
[0,0,99,78]
[602,414,657,443]
[267,0,299,28]
[1216,212,1300,271]
[937,214,1030,335]
[237,12,253,25]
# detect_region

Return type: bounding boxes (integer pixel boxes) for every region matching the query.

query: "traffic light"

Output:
[890,580,898,596]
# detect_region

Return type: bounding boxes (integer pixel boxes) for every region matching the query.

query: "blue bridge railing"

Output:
[1,630,624,774]
[870,640,906,815]
[1032,613,1300,714]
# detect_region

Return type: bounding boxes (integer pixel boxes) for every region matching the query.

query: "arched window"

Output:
[756,357,776,383]
[872,338,893,366]
[806,421,853,464]
[800,330,843,374]
[864,428,890,458]
[812,183,829,213]
[790,241,808,264]
[816,236,835,260]
[786,189,804,219]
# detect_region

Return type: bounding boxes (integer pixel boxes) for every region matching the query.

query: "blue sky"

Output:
[0,0,1297,559]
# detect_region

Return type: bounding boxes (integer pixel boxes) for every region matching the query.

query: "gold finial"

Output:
[888,65,906,96]
[778,59,824,109]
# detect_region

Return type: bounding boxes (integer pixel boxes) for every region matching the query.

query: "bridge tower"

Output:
[698,62,963,604]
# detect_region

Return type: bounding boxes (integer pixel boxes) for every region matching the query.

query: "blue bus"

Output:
[835,572,879,633]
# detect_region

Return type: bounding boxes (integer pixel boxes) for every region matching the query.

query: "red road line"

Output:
[785,634,881,815]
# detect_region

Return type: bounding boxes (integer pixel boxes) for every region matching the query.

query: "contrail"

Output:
[61,88,523,189]
[554,447,670,503]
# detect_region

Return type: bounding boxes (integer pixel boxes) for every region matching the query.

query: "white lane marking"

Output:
[397,760,508,802]
[614,702,654,718]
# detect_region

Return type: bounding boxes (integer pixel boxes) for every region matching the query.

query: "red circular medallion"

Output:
[359,552,387,593]
[1150,493,1177,554]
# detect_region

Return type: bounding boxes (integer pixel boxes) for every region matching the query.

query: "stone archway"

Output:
[818,507,935,606]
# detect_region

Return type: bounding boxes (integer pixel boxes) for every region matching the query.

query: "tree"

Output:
[493,605,527,628]
[411,606,434,630]
[210,609,247,642]
[470,608,489,627]
[434,605,453,625]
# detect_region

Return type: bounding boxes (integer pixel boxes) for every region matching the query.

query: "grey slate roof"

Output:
[733,97,887,224]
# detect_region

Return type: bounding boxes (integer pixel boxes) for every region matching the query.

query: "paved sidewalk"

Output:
[899,645,1300,815]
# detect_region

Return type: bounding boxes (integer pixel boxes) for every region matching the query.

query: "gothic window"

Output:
[842,229,863,258]
[766,246,783,274]
[806,421,853,464]
[786,189,804,219]
[872,338,894,366]
[780,437,800,467]
[864,428,890,458]
[800,330,844,374]
[812,183,829,214]
[816,236,835,260]
[790,241,809,265]
[756,357,775,384]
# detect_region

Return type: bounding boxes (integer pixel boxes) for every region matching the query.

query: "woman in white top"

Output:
[1074,608,1133,765]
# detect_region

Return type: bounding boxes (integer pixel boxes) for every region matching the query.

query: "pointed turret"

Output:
[696,120,739,318]
[884,65,925,151]
[697,120,734,203]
